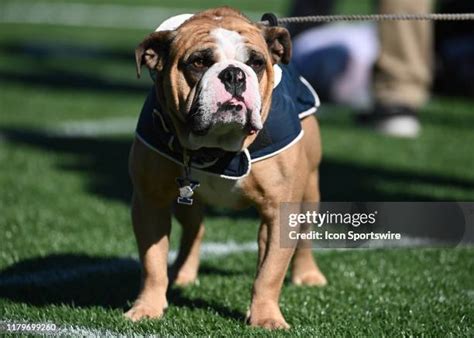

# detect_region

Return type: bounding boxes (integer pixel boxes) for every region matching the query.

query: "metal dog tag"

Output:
[176,177,200,205]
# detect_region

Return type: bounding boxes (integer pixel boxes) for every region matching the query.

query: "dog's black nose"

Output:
[218,66,246,97]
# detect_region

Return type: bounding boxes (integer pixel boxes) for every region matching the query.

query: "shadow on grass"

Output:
[0,128,133,204]
[1,127,474,206]
[319,101,474,131]
[0,41,133,63]
[0,254,140,309]
[0,70,149,94]
[0,254,245,321]
[0,41,147,94]
[319,158,474,201]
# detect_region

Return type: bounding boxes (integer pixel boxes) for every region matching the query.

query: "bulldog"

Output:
[126,7,327,329]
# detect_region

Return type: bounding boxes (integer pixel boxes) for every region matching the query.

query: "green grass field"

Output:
[0,0,473,336]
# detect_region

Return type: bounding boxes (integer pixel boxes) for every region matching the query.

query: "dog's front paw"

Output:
[249,318,290,330]
[124,301,167,321]
[246,301,290,330]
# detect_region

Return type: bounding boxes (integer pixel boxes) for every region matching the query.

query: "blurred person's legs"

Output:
[360,0,433,138]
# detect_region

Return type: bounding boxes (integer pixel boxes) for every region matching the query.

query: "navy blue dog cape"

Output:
[135,63,319,180]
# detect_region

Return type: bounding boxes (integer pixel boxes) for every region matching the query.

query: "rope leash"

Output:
[260,13,474,25]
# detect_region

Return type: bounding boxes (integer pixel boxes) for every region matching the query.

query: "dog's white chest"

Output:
[193,172,246,209]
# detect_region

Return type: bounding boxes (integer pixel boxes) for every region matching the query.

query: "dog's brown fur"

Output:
[126,7,326,329]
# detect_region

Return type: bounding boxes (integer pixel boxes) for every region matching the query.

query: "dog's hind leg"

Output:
[170,200,205,286]
[291,169,328,287]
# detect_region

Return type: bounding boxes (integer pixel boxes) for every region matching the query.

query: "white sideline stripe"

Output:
[55,325,118,337]
[46,117,137,137]
[0,237,447,288]
[0,1,268,29]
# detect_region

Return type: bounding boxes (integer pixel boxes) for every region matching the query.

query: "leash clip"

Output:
[261,13,279,26]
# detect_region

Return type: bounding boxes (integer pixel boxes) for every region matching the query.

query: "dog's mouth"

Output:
[187,97,261,137]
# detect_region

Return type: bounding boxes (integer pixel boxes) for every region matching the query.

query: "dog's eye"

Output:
[248,58,265,72]
[192,58,205,69]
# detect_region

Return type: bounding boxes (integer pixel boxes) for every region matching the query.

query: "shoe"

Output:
[355,103,420,138]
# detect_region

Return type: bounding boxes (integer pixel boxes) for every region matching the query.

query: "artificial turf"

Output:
[1,249,472,336]
[0,0,473,336]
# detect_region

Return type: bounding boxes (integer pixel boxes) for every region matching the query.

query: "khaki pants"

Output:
[374,0,433,109]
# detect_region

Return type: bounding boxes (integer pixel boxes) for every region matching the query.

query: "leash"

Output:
[260,12,474,26]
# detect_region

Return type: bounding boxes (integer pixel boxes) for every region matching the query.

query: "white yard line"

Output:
[54,325,119,337]
[0,1,269,30]
[46,117,137,137]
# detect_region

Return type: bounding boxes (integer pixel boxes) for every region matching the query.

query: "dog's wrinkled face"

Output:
[136,7,291,151]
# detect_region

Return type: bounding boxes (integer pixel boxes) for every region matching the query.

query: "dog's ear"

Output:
[263,26,292,64]
[135,30,175,78]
